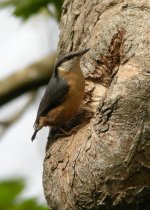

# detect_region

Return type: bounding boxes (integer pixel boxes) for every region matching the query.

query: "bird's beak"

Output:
[78,48,90,57]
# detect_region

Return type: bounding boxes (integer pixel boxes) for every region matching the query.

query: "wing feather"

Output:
[34,73,69,126]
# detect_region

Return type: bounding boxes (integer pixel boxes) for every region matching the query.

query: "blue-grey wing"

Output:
[34,74,69,125]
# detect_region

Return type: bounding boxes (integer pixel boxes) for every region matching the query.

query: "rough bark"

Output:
[0,53,56,106]
[43,0,150,209]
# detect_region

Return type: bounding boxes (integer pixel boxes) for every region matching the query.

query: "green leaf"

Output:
[7,198,48,210]
[0,179,24,209]
[0,179,49,210]
[0,0,64,21]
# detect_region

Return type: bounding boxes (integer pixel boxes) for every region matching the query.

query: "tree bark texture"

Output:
[43,0,150,209]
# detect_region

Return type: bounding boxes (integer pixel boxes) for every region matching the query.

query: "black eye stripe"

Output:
[54,48,90,76]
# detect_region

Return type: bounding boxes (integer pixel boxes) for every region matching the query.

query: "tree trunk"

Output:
[43,0,150,209]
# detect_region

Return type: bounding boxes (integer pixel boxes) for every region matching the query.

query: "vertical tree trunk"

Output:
[43,0,150,209]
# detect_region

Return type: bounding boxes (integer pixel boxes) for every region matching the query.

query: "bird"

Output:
[31,48,90,141]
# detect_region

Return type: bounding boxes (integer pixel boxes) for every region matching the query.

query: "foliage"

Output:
[0,0,64,21]
[0,179,48,210]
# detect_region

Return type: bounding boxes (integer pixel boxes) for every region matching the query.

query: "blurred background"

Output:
[0,0,63,209]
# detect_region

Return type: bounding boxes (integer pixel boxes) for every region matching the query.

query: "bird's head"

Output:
[55,48,90,75]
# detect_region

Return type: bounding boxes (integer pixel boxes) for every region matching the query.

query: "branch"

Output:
[0,52,56,107]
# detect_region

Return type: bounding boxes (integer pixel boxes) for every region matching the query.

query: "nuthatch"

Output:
[31,48,90,141]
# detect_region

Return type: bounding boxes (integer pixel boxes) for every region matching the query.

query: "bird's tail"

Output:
[31,130,38,142]
[31,124,42,142]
